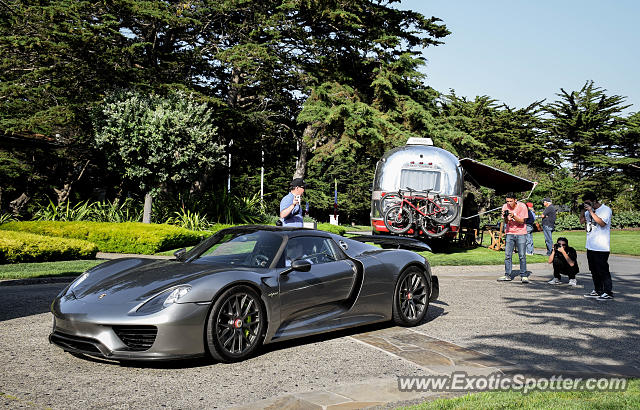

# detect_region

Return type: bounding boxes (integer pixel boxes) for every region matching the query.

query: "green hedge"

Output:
[317,223,347,235]
[0,221,207,255]
[555,210,640,230]
[0,230,98,264]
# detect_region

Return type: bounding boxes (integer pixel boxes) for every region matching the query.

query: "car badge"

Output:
[98,293,107,299]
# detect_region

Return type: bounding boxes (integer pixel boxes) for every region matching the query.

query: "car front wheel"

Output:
[392,267,430,326]
[206,285,266,362]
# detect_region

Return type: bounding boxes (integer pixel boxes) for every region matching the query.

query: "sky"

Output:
[397,0,639,114]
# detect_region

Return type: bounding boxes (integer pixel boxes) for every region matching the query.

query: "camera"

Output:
[503,210,510,218]
[294,194,301,204]
[554,243,560,251]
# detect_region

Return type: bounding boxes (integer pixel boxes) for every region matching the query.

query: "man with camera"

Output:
[579,191,613,300]
[547,237,579,286]
[497,193,530,283]
[279,178,306,227]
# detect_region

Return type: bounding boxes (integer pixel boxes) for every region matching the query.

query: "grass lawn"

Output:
[0,260,102,280]
[405,378,639,409]
[533,230,639,256]
[421,246,547,266]
[2,230,636,280]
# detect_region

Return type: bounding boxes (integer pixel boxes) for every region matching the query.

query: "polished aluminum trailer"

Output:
[370,137,535,239]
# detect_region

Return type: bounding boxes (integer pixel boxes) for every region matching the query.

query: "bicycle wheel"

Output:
[420,218,450,238]
[379,193,403,214]
[384,204,413,234]
[430,195,459,224]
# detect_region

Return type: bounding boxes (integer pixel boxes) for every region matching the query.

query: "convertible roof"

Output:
[459,158,536,194]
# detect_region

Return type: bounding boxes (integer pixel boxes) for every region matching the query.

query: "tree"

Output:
[544,81,630,186]
[93,90,224,222]
[434,93,554,171]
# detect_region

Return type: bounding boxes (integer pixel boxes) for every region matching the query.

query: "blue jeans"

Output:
[505,234,527,278]
[526,224,534,254]
[542,225,554,256]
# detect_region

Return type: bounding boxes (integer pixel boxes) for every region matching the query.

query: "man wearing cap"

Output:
[279,178,306,227]
[539,198,556,256]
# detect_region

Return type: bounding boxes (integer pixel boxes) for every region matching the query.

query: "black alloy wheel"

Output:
[392,267,429,326]
[206,285,266,362]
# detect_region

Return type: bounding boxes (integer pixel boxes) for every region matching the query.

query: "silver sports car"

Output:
[50,225,439,362]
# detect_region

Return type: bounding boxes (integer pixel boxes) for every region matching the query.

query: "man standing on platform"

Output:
[279,178,306,227]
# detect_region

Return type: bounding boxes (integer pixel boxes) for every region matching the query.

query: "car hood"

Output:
[70,258,239,303]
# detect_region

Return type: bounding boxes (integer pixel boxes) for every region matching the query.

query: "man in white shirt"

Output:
[579,191,613,301]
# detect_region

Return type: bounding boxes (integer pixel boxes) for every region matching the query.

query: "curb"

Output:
[0,275,77,287]
[0,253,173,287]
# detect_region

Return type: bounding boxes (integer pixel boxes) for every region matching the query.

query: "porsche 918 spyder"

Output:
[50,225,439,362]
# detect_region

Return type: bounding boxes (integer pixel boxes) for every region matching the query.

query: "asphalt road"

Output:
[1,253,639,408]
[0,283,426,409]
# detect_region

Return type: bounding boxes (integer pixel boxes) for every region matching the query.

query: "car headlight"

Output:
[163,286,192,308]
[135,285,192,315]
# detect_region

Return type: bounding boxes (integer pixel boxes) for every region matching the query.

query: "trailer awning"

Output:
[460,158,536,193]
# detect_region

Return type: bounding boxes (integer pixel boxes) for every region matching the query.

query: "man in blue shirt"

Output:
[279,178,306,227]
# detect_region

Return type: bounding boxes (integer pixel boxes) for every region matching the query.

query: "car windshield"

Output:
[190,230,283,268]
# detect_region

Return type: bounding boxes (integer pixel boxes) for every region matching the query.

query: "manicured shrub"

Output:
[555,213,583,231]
[555,210,640,230]
[612,211,640,228]
[316,223,347,236]
[0,221,207,255]
[0,230,98,264]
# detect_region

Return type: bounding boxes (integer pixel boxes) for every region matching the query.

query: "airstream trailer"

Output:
[370,137,536,240]
[370,138,463,238]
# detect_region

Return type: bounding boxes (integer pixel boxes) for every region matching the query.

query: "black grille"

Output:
[112,325,158,351]
[50,332,103,354]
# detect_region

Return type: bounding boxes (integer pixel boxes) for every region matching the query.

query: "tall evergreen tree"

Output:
[544,81,630,184]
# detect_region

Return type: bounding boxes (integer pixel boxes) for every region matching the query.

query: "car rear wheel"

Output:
[206,285,266,362]
[392,267,429,326]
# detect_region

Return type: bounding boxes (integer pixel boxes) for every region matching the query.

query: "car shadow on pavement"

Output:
[462,272,640,376]
[0,283,67,322]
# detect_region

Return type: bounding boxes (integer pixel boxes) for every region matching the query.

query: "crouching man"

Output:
[547,237,579,286]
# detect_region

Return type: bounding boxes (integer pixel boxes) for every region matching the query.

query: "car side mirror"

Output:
[291,259,311,272]
[280,259,312,276]
[173,248,187,261]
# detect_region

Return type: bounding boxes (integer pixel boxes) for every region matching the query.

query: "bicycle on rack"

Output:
[382,188,459,238]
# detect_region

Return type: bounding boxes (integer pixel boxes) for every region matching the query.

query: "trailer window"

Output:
[400,169,441,192]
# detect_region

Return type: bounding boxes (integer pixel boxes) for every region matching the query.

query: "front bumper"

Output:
[50,301,211,361]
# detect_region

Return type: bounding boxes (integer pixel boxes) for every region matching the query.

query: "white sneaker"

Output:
[568,279,577,287]
[521,276,530,284]
[584,290,600,298]
[497,275,513,281]
[547,278,561,285]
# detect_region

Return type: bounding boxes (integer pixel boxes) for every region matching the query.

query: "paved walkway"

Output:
[3,249,638,409]
[230,252,640,409]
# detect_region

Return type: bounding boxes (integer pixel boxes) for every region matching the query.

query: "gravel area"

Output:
[423,254,640,371]
[1,253,638,409]
[0,284,425,409]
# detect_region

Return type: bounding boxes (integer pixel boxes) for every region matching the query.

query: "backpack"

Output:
[525,209,536,225]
